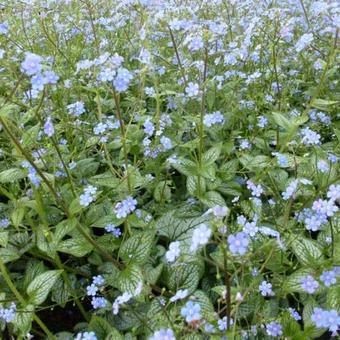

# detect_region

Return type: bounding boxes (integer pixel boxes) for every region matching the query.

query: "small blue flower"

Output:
[21,52,43,76]
[143,119,154,136]
[160,136,172,151]
[149,328,175,340]
[113,67,133,92]
[91,296,107,309]
[44,117,54,137]
[228,231,249,255]
[320,270,336,287]
[92,275,104,286]
[114,196,137,218]
[259,281,274,297]
[288,307,301,321]
[75,331,97,340]
[0,218,10,229]
[185,82,199,97]
[0,302,16,323]
[86,283,98,296]
[266,321,282,337]
[181,301,201,323]
[300,275,319,294]
[67,101,85,116]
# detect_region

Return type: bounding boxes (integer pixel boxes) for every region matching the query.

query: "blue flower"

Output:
[257,115,268,128]
[181,301,201,323]
[228,231,249,255]
[149,329,175,340]
[114,196,137,218]
[203,111,224,127]
[317,160,329,173]
[143,119,155,136]
[21,52,43,76]
[0,218,10,228]
[44,117,54,137]
[327,184,340,201]
[0,302,16,323]
[43,70,59,84]
[86,284,98,296]
[300,275,319,294]
[272,152,288,167]
[105,224,121,237]
[75,331,97,340]
[259,281,274,297]
[185,82,199,97]
[266,321,282,337]
[300,127,320,145]
[320,270,336,287]
[160,136,172,151]
[288,307,301,321]
[92,275,104,286]
[295,33,313,52]
[312,307,340,333]
[67,101,85,116]
[218,316,233,330]
[113,67,133,92]
[91,297,107,309]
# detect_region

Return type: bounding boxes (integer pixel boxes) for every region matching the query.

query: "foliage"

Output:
[0,0,339,339]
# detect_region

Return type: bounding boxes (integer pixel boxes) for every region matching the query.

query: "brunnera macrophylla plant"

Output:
[0,0,339,339]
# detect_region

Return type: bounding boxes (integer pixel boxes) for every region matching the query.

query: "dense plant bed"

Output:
[0,0,339,339]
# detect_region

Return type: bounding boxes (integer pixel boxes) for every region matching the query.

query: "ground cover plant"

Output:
[0,0,339,339]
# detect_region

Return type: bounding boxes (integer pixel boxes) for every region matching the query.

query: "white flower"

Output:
[165,241,181,263]
[190,224,211,252]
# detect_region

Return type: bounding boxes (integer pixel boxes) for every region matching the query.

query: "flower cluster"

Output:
[86,275,106,309]
[114,196,137,218]
[311,308,340,334]
[21,52,59,98]
[79,185,97,207]
[0,303,16,323]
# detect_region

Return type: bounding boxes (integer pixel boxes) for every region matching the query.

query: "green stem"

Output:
[0,115,121,268]
[0,258,55,339]
[112,88,132,194]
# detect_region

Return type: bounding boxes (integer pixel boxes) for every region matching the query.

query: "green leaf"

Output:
[27,270,63,305]
[200,191,225,207]
[0,231,9,247]
[117,264,143,294]
[11,206,25,227]
[120,231,154,265]
[90,172,120,188]
[23,261,46,291]
[154,181,171,202]
[283,268,313,293]
[311,98,338,111]
[156,209,211,241]
[89,316,123,340]
[239,155,270,170]
[69,197,83,215]
[192,290,214,318]
[302,298,326,338]
[167,262,201,294]
[272,112,292,130]
[143,263,163,285]
[52,276,73,307]
[291,237,323,267]
[202,143,222,164]
[326,285,340,311]
[12,304,34,335]
[0,168,26,183]
[171,159,197,177]
[0,246,21,263]
[57,236,93,257]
